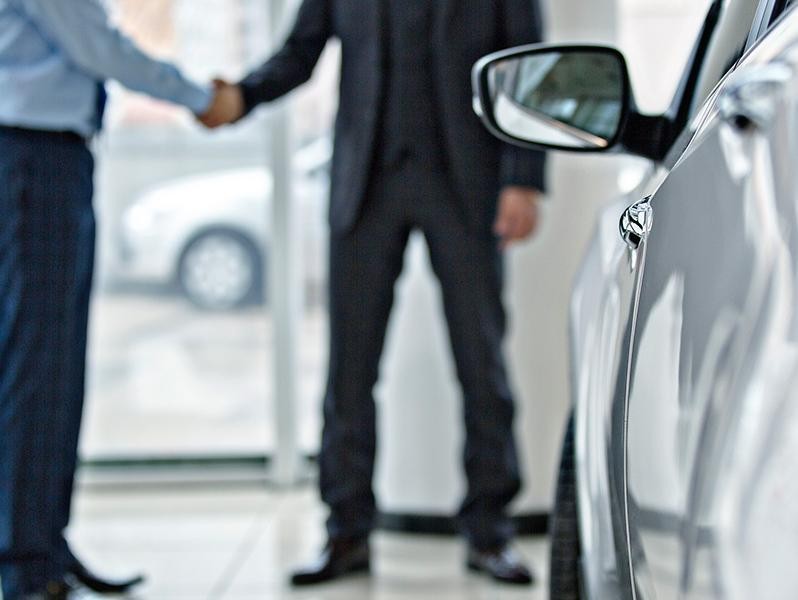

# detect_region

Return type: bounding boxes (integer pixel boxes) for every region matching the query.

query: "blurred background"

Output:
[84,0,707,459]
[72,0,716,596]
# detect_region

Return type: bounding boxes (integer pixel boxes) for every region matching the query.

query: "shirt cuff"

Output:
[179,84,214,115]
[499,151,547,194]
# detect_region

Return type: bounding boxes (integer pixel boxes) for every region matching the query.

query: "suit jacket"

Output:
[239,0,546,235]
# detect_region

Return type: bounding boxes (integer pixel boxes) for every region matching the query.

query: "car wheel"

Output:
[549,411,582,600]
[178,229,264,310]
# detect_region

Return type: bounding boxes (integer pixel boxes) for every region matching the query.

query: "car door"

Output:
[565,2,777,597]
[623,6,798,599]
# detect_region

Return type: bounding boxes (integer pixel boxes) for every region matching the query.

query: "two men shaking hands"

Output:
[0,0,545,597]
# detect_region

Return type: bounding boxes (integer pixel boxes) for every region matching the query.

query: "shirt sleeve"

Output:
[11,0,212,114]
[238,0,332,114]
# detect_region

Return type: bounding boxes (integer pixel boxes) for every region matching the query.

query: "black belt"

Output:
[0,124,86,145]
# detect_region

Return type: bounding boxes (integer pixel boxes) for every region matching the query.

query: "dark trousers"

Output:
[319,160,521,550]
[0,128,95,599]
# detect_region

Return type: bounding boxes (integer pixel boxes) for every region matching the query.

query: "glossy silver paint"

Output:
[564,3,766,599]
[569,186,647,599]
[563,2,798,599]
[474,1,798,597]
[624,13,798,598]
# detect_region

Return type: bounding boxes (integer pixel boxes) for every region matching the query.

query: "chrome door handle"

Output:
[619,196,653,251]
[718,62,792,131]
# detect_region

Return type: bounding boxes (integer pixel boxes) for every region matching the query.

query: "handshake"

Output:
[197,79,246,129]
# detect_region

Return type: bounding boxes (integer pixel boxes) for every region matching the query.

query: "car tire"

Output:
[549,411,582,600]
[178,229,264,310]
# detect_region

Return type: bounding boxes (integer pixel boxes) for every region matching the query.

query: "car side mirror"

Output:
[472,45,633,152]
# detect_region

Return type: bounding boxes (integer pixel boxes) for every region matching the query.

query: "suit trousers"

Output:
[0,127,95,599]
[319,158,521,550]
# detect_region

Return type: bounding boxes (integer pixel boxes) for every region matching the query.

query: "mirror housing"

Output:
[472,44,673,161]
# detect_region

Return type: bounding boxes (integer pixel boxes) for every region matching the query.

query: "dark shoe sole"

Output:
[69,560,146,595]
[467,561,534,586]
[72,573,145,594]
[291,561,371,586]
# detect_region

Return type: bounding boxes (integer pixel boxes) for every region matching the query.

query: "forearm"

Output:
[13,0,211,113]
[239,45,326,113]
[237,0,331,114]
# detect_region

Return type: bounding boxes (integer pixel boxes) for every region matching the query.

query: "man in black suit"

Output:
[204,0,546,586]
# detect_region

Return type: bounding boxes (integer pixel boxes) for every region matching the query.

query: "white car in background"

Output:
[118,137,331,310]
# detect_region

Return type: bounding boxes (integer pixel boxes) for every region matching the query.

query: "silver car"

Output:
[118,136,331,310]
[474,0,798,598]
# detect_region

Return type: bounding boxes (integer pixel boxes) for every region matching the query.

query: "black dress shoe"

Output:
[467,545,535,585]
[291,537,371,586]
[68,558,145,594]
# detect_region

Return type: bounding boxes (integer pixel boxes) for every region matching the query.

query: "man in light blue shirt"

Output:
[0,2,240,599]
[0,0,213,135]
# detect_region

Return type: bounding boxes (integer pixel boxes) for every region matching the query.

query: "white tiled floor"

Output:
[70,485,549,600]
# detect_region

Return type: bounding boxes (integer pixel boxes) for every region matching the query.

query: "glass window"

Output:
[291,43,339,456]
[82,0,325,461]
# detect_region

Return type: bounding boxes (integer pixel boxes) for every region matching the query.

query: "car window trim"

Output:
[659,0,776,160]
[668,0,723,134]
[745,0,786,49]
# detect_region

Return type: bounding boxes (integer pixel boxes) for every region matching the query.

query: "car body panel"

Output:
[552,1,798,599]
[624,10,798,598]
[569,163,657,599]
[565,2,774,598]
[474,0,797,596]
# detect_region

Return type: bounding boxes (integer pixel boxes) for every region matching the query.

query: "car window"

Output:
[751,0,795,38]
[656,0,764,168]
[768,0,797,27]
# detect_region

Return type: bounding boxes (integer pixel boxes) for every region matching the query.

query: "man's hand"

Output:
[198,79,244,128]
[493,186,542,250]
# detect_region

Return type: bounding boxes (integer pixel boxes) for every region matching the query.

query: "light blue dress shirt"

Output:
[0,0,212,138]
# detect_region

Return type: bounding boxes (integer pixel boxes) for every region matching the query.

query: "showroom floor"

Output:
[70,483,549,600]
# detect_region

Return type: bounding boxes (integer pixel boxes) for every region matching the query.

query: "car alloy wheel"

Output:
[178,229,263,310]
